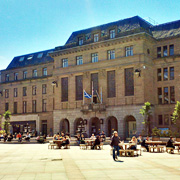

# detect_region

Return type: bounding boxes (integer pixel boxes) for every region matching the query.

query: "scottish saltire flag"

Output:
[84,90,92,99]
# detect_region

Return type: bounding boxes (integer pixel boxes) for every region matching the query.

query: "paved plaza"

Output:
[0,144,180,180]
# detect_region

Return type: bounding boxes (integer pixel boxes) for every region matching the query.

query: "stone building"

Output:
[0,16,180,138]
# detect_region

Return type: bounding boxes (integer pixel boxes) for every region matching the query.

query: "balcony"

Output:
[81,103,106,113]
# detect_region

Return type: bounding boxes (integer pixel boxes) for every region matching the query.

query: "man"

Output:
[166,136,175,153]
[17,132,22,142]
[110,131,120,161]
[141,136,149,152]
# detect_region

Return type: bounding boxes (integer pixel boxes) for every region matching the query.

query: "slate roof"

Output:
[6,49,54,70]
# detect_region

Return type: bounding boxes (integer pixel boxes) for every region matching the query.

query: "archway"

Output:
[74,118,85,135]
[59,118,69,134]
[124,115,136,138]
[89,117,100,136]
[107,116,118,137]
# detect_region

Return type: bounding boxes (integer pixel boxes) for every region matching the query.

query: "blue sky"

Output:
[0,0,180,70]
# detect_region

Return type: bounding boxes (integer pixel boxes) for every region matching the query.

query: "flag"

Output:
[84,90,92,99]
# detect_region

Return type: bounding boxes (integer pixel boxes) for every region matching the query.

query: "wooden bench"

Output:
[79,144,87,150]
[166,147,174,153]
[119,149,134,157]
[149,146,164,153]
[134,149,142,156]
[48,143,57,149]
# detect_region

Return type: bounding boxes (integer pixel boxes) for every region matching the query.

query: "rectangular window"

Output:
[91,73,99,96]
[5,89,9,98]
[107,70,116,98]
[61,77,68,102]
[23,87,27,96]
[33,69,37,77]
[170,86,175,104]
[92,53,98,63]
[94,33,99,42]
[43,68,47,76]
[76,75,83,100]
[78,37,83,45]
[27,55,33,60]
[163,68,168,81]
[23,101,27,113]
[5,103,9,111]
[163,46,167,56]
[23,71,27,79]
[164,114,169,125]
[62,58,68,68]
[76,56,83,65]
[158,115,163,125]
[158,88,162,104]
[170,67,174,80]
[157,47,161,58]
[110,29,115,39]
[125,68,134,96]
[157,68,162,81]
[14,88,18,97]
[42,99,47,112]
[42,84,47,94]
[5,74,9,82]
[14,102,17,114]
[107,50,115,60]
[14,73,18,81]
[37,53,43,58]
[169,45,174,56]
[164,87,169,104]
[32,85,37,95]
[32,100,36,113]
[125,46,133,57]
[19,57,24,62]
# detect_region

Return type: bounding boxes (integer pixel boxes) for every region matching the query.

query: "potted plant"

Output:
[151,127,161,141]
[3,111,11,134]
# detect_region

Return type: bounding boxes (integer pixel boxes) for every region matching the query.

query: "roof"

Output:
[6,49,54,70]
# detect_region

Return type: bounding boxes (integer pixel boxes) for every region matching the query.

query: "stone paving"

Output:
[0,144,180,180]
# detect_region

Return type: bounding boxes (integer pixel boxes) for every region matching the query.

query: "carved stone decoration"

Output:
[99,69,106,78]
[83,71,90,79]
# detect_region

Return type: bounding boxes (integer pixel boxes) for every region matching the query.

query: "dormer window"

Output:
[94,33,99,42]
[37,53,43,58]
[110,29,115,39]
[47,51,53,56]
[27,55,33,60]
[78,37,83,45]
[19,57,24,62]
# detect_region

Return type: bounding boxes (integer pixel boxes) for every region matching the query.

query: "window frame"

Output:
[125,46,133,57]
[92,53,98,63]
[62,58,68,68]
[76,56,83,65]
[107,50,115,60]
[110,29,115,39]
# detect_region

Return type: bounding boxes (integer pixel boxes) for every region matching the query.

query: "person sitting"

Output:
[61,135,70,149]
[3,133,7,142]
[76,133,81,145]
[53,134,58,140]
[92,135,101,149]
[80,134,85,144]
[137,135,143,144]
[166,136,175,153]
[90,134,96,140]
[128,136,137,150]
[25,132,31,141]
[17,133,22,142]
[60,132,65,139]
[141,136,149,152]
[7,134,13,142]
[100,131,106,142]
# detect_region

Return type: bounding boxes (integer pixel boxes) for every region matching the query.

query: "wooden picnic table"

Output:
[146,141,166,153]
[174,142,180,152]
[53,140,63,149]
[85,139,95,147]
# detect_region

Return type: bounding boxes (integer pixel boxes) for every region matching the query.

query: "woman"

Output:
[80,134,85,144]
[128,136,137,150]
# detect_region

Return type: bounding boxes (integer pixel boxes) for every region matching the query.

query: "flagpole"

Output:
[101,87,102,104]
[83,89,85,105]
[91,81,93,104]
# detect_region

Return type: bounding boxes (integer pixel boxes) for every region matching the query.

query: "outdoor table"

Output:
[85,140,95,148]
[174,142,180,152]
[119,143,136,157]
[53,140,63,149]
[122,143,136,150]
[146,141,165,152]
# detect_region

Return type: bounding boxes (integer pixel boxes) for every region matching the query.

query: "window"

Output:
[14,88,18,97]
[158,88,162,104]
[158,115,163,125]
[5,103,9,111]
[92,53,98,63]
[14,102,17,114]
[157,47,161,58]
[163,46,167,56]
[42,84,47,94]
[125,68,134,96]
[37,53,43,58]
[157,68,161,81]
[23,101,27,113]
[23,71,27,79]
[23,87,27,96]
[78,37,83,45]
[169,45,174,56]
[107,70,116,98]
[32,85,37,95]
[91,73,99,95]
[14,73,18,81]
[125,46,133,57]
[33,69,37,77]
[76,56,83,65]
[107,50,115,60]
[43,67,47,76]
[47,51,53,56]
[110,29,115,39]
[76,75,83,100]
[164,87,169,104]
[27,55,33,60]
[94,33,99,42]
[19,57,24,62]
[5,89,9,98]
[61,77,68,102]
[42,99,47,112]
[164,114,169,125]
[163,68,168,81]
[5,74,9,82]
[62,58,68,68]
[170,86,175,104]
[170,67,174,80]
[32,100,36,113]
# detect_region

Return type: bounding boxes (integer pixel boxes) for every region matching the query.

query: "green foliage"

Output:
[3,110,11,133]
[151,127,161,137]
[171,101,180,124]
[3,110,11,120]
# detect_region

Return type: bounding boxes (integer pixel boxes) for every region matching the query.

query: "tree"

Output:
[3,110,11,134]
[139,102,151,136]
